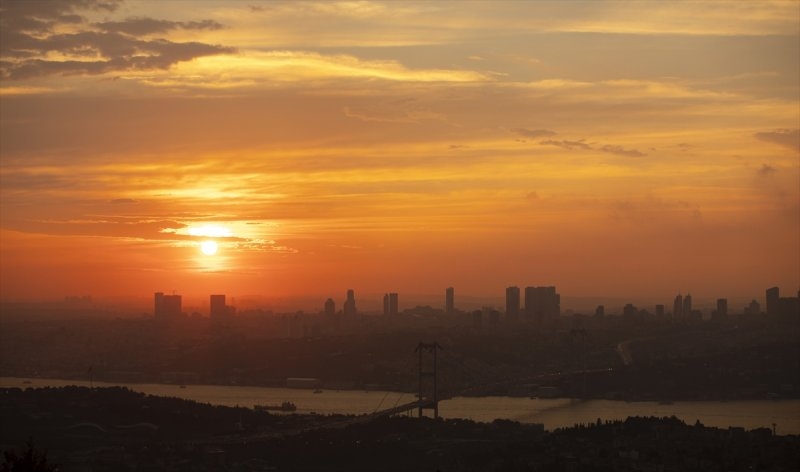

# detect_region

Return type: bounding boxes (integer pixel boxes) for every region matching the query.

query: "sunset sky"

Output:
[1,0,798,305]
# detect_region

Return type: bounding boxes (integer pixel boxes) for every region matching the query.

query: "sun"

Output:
[200,240,219,256]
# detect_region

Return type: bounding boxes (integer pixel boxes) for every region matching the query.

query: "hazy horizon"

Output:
[0,287,787,317]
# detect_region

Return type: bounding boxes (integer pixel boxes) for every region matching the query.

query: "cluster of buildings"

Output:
[766,286,800,318]
[504,286,561,322]
[153,285,797,322]
[316,285,561,323]
[154,292,233,322]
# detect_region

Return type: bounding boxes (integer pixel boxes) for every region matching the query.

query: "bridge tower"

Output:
[416,342,441,418]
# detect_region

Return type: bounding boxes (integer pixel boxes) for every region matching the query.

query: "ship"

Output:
[254,401,297,412]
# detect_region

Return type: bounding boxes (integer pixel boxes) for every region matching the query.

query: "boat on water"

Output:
[313,389,323,394]
[254,401,297,412]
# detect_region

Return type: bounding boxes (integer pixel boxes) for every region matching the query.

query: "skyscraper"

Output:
[324,298,335,316]
[382,293,398,315]
[505,286,520,319]
[715,298,728,319]
[682,293,692,317]
[210,294,226,321]
[154,292,163,319]
[154,291,182,321]
[524,286,560,323]
[673,294,683,319]
[445,287,454,314]
[766,286,779,316]
[655,304,665,318]
[343,289,356,316]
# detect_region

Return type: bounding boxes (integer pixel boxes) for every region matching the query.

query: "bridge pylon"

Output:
[415,342,441,418]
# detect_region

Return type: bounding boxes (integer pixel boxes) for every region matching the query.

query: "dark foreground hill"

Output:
[1,387,798,471]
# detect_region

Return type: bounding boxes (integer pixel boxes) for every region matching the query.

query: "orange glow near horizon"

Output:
[0,1,798,305]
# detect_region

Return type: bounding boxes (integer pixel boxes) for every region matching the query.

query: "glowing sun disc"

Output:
[200,240,218,256]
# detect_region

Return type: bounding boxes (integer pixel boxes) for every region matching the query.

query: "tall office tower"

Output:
[155,292,182,321]
[343,289,357,316]
[164,295,181,318]
[445,287,455,314]
[655,304,665,317]
[524,286,561,322]
[505,286,520,319]
[766,286,779,316]
[324,298,336,316]
[716,298,728,318]
[673,294,683,319]
[380,292,399,315]
[682,293,692,317]
[210,294,226,321]
[154,292,164,319]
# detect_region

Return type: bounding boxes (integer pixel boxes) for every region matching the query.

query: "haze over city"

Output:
[2,3,800,470]
[1,0,798,303]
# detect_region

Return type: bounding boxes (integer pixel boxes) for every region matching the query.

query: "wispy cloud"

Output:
[510,128,557,139]
[754,129,799,152]
[540,139,592,151]
[600,144,646,158]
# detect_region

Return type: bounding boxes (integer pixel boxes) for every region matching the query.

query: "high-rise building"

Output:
[445,287,454,314]
[324,298,335,316]
[655,304,665,318]
[343,289,357,316]
[594,305,605,318]
[766,286,780,316]
[766,286,800,317]
[505,286,520,319]
[154,292,182,321]
[623,303,638,319]
[210,294,227,321]
[524,286,560,322]
[382,293,398,315]
[682,293,692,317]
[715,298,728,319]
[673,294,683,319]
[154,292,163,318]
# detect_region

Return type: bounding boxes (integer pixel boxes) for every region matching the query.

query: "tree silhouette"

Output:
[0,438,58,472]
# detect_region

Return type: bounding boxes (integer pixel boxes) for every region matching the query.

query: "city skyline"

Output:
[137,284,797,319]
[1,1,798,300]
